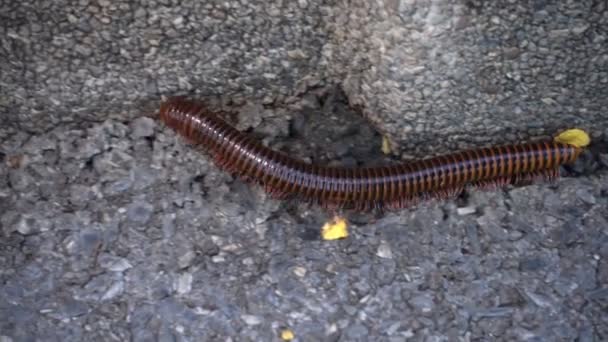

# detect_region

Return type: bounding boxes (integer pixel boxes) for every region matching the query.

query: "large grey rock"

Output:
[324,0,608,155]
[2,0,606,155]
[1,0,328,133]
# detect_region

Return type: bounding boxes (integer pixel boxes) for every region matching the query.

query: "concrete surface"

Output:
[2,0,608,341]
[326,0,608,156]
[2,0,607,155]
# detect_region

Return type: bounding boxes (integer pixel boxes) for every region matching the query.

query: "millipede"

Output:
[158,97,590,211]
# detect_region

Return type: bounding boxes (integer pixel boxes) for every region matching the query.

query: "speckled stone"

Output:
[1,1,607,341]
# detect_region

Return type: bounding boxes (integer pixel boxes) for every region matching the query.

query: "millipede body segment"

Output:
[159,97,587,210]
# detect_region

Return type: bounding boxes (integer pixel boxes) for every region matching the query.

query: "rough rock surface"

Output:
[2,91,607,341]
[326,0,608,155]
[1,0,328,133]
[2,0,607,154]
[2,0,608,341]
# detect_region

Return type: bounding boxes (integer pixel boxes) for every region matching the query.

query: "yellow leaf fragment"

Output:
[381,136,392,155]
[554,128,590,148]
[321,216,349,240]
[280,329,295,341]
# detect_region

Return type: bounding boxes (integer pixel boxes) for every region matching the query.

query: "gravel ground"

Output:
[1,90,607,341]
[2,0,608,341]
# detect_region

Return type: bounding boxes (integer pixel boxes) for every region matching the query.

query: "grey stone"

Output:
[376,242,393,259]
[519,256,547,272]
[471,307,514,320]
[100,278,125,301]
[130,117,157,139]
[177,250,196,269]
[8,169,33,192]
[41,298,90,320]
[587,288,608,301]
[14,215,39,235]
[345,323,369,340]
[457,206,476,216]
[69,184,96,207]
[241,314,262,325]
[75,229,104,256]
[575,189,596,205]
[409,294,434,313]
[126,200,154,224]
[98,254,133,272]
[174,272,193,295]
[132,166,158,191]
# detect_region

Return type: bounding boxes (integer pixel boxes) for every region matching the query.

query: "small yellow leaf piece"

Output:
[321,216,349,240]
[381,136,392,155]
[554,128,590,148]
[280,329,295,341]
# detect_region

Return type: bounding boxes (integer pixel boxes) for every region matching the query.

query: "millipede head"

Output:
[159,96,185,119]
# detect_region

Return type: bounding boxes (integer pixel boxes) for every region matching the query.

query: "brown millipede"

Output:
[158,97,589,210]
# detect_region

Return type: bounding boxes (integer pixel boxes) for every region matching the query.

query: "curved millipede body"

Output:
[159,97,586,210]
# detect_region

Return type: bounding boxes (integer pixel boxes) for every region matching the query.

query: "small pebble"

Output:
[241,314,262,325]
[177,250,196,269]
[376,242,393,259]
[130,117,156,139]
[101,280,125,300]
[457,206,476,216]
[98,254,132,272]
[293,266,307,277]
[576,189,596,205]
[8,169,33,191]
[126,200,154,224]
[174,273,193,295]
[15,215,36,235]
[409,294,434,313]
